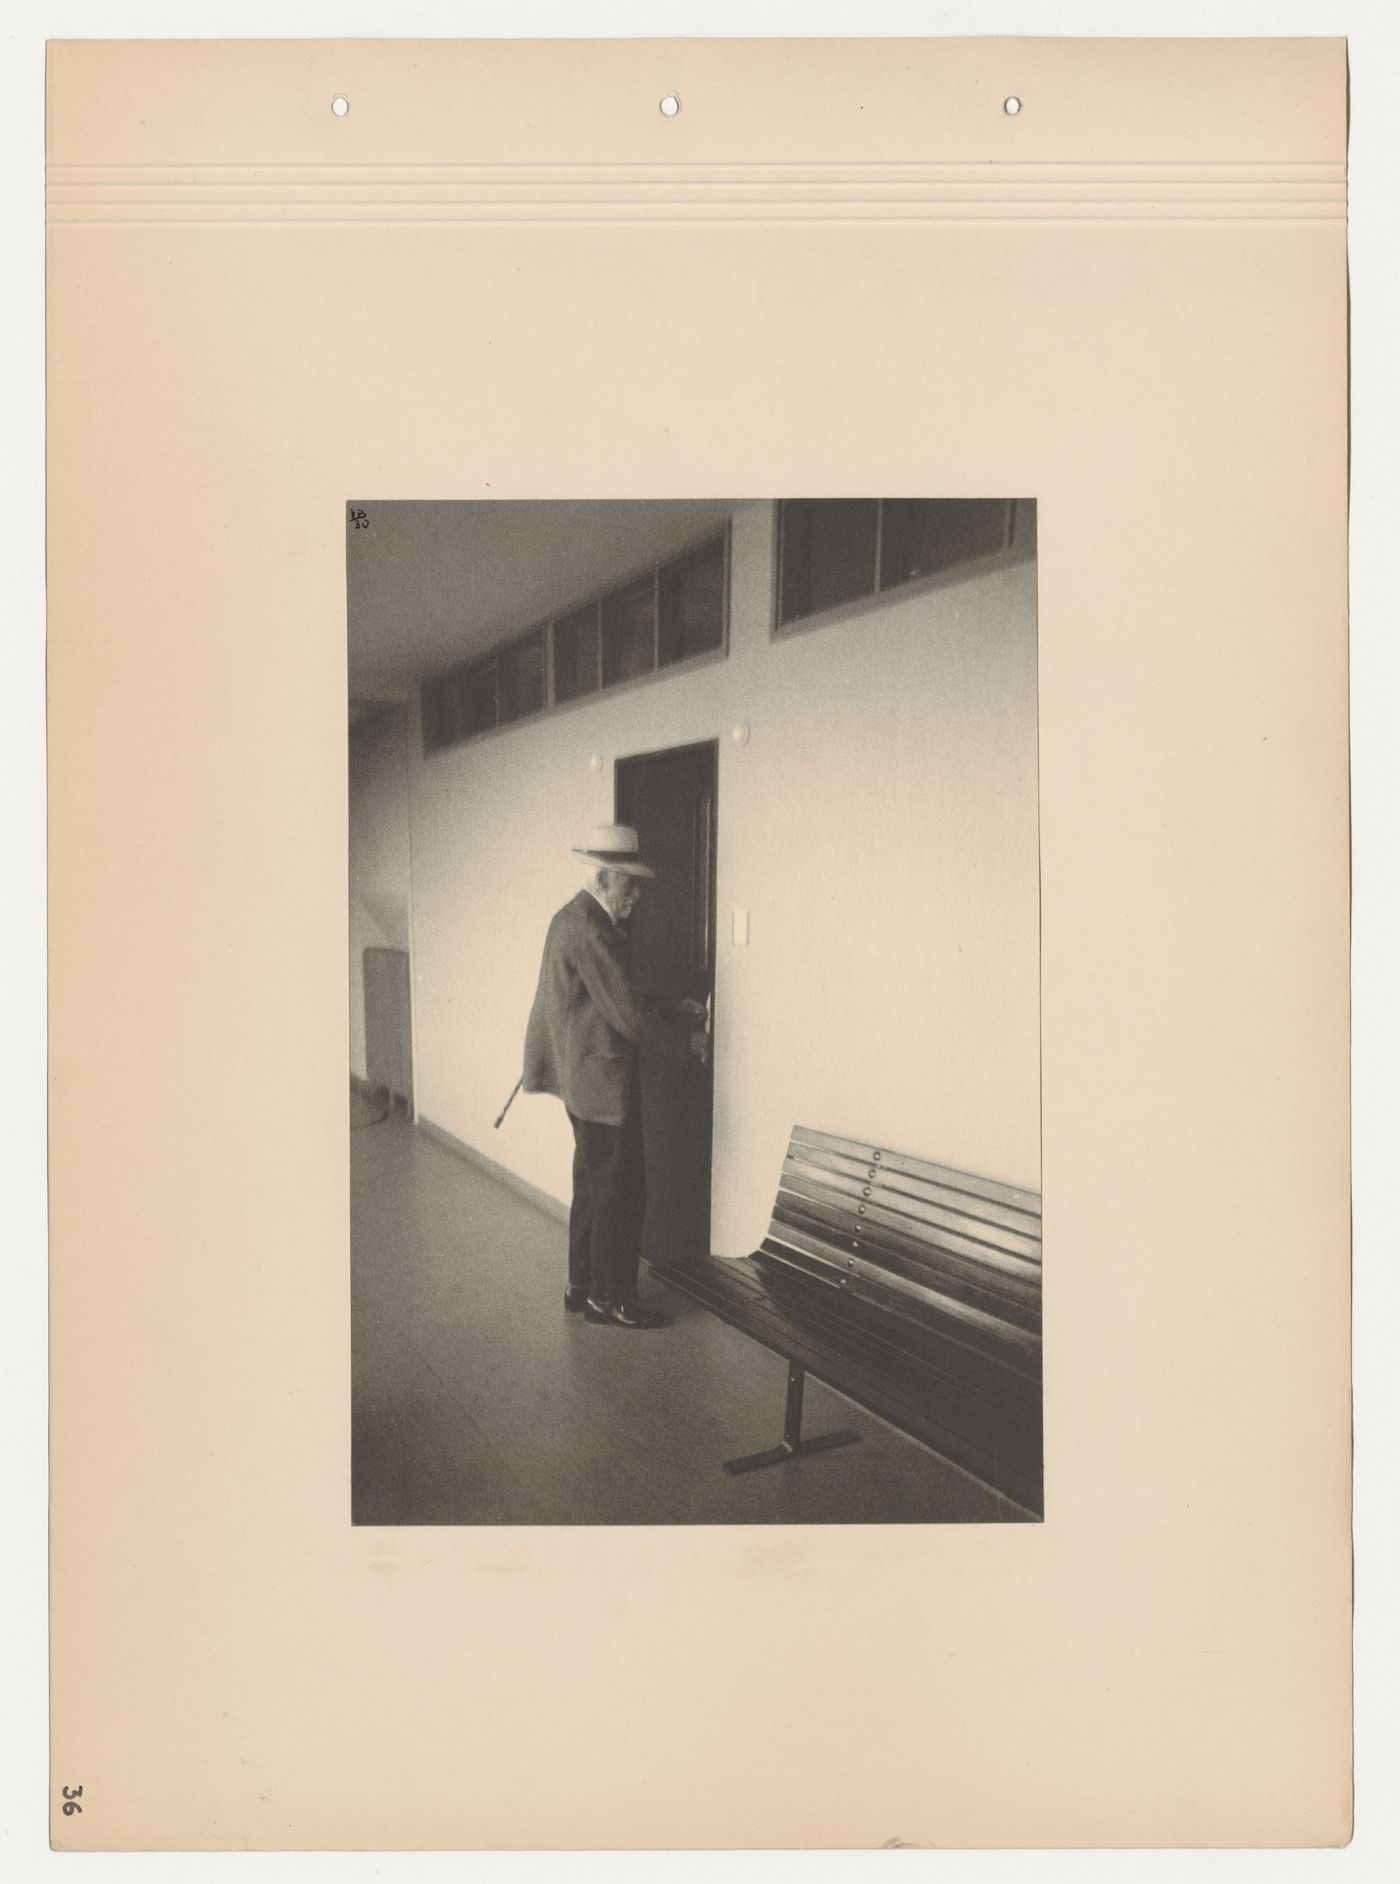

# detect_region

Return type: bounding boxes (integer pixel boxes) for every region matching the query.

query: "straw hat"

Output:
[571,823,655,879]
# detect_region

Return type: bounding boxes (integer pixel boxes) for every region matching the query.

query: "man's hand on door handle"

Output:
[671,996,710,1063]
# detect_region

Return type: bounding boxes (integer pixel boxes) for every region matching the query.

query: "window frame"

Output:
[770,498,1022,643]
[496,625,549,728]
[656,528,731,673]
[419,522,731,757]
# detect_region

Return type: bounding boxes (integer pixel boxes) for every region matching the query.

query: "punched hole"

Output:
[659,93,681,118]
[1003,95,1022,116]
[331,95,350,118]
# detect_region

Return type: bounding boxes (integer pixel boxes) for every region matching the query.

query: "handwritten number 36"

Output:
[62,1785,83,1816]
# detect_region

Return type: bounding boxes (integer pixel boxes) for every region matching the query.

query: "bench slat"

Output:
[786,1144,1042,1252]
[675,1254,1040,1434]
[765,1195,858,1268]
[770,1194,1042,1318]
[839,1260,1040,1360]
[758,1242,1041,1379]
[818,1210,1042,1319]
[868,1169,1041,1254]
[777,1175,1043,1283]
[782,1155,1042,1264]
[792,1124,1042,1216]
[746,1249,1042,1418]
[762,1222,1042,1343]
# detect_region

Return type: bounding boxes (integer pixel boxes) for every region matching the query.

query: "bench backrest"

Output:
[755,1124,1042,1503]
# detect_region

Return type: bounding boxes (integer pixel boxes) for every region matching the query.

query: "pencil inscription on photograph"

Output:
[348,498,1040,1523]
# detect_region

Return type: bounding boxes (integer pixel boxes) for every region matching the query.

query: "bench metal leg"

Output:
[723,1361,862,1475]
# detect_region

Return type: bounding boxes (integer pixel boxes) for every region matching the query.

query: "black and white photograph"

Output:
[348,497,1041,1524]
[26,13,1378,1859]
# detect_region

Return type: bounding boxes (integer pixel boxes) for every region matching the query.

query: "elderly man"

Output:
[522,824,708,1329]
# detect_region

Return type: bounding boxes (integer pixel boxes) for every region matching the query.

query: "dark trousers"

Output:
[566,1089,646,1306]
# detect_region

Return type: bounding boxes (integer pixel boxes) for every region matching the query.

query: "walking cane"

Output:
[494,1076,523,1130]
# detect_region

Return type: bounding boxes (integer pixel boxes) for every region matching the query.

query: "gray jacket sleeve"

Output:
[571,917,691,1066]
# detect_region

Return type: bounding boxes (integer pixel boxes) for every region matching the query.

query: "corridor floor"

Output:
[351,1093,1032,1525]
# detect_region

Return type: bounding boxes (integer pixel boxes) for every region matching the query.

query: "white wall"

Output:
[347,706,414,1083]
[358,501,1039,1255]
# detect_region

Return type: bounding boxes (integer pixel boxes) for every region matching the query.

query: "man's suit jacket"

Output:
[522,889,690,1125]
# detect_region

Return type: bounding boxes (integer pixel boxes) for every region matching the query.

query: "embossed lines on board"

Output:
[46,161,1347,225]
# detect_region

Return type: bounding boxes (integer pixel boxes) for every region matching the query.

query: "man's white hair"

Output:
[588,864,632,900]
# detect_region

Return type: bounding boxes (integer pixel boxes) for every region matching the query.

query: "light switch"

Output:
[733,908,750,947]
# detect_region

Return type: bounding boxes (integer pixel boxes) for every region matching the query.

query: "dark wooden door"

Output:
[615,741,717,1265]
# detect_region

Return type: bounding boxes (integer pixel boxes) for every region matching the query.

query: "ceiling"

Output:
[347,499,740,703]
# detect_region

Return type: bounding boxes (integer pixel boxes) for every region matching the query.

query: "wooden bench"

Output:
[650,1124,1043,1516]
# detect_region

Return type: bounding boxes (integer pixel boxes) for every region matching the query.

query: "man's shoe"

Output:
[564,1285,590,1313]
[583,1297,667,1329]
